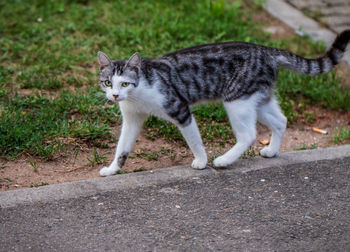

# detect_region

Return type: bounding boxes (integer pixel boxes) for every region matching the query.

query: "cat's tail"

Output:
[274,29,350,75]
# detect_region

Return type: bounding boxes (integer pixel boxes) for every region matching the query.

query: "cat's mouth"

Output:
[109,93,125,102]
[111,96,125,102]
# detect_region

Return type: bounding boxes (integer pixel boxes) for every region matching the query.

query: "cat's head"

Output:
[98,51,141,102]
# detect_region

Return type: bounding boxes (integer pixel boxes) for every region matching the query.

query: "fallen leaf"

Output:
[259,139,270,145]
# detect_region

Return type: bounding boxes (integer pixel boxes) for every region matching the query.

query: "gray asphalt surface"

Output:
[1,157,349,251]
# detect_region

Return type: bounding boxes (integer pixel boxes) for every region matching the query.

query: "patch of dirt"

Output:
[1,104,349,192]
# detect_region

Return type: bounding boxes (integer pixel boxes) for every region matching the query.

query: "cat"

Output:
[98,30,350,176]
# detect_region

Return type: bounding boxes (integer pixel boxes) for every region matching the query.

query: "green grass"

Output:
[334,127,350,144]
[87,149,108,166]
[0,89,119,159]
[0,0,349,160]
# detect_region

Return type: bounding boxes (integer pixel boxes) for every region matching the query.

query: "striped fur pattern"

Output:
[98,30,350,176]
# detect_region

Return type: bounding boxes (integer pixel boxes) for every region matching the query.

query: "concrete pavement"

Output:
[263,0,350,67]
[287,0,350,34]
[1,145,350,251]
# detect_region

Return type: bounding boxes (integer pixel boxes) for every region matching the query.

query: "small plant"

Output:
[133,168,147,173]
[116,171,128,175]
[29,159,40,173]
[87,149,107,166]
[241,147,259,159]
[30,182,49,188]
[302,111,316,124]
[334,127,350,144]
[129,148,177,161]
[133,149,160,161]
[302,8,324,22]
[296,143,318,151]
[72,146,81,166]
[0,177,12,182]
[160,147,177,160]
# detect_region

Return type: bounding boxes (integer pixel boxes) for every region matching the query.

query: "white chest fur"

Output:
[121,78,175,123]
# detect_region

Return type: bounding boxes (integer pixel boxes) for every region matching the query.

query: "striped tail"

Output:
[275,29,350,75]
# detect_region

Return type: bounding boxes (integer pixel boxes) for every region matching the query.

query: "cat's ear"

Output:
[124,52,141,75]
[98,51,112,70]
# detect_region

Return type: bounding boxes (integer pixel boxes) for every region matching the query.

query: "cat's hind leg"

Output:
[213,96,257,167]
[100,103,147,176]
[257,97,287,158]
[178,115,207,169]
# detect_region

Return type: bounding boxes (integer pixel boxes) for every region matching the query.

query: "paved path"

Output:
[287,0,350,33]
[1,146,350,251]
[264,0,350,66]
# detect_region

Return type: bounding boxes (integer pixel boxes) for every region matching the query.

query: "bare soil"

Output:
[1,10,349,192]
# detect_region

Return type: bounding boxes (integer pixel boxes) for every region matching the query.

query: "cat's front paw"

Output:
[99,166,120,176]
[213,155,232,167]
[191,158,207,170]
[260,147,277,158]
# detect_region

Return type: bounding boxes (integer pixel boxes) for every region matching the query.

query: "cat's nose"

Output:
[113,94,119,100]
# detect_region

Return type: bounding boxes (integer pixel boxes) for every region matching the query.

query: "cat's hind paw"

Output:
[99,166,120,176]
[191,158,207,170]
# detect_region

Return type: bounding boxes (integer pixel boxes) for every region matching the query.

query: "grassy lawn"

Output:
[0,0,349,160]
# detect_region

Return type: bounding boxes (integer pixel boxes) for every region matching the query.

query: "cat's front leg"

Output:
[178,116,207,169]
[100,106,147,176]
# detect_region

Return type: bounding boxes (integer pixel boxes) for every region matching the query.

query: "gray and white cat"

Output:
[98,30,350,176]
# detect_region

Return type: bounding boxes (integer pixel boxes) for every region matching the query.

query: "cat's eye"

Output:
[104,80,112,87]
[121,82,130,87]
